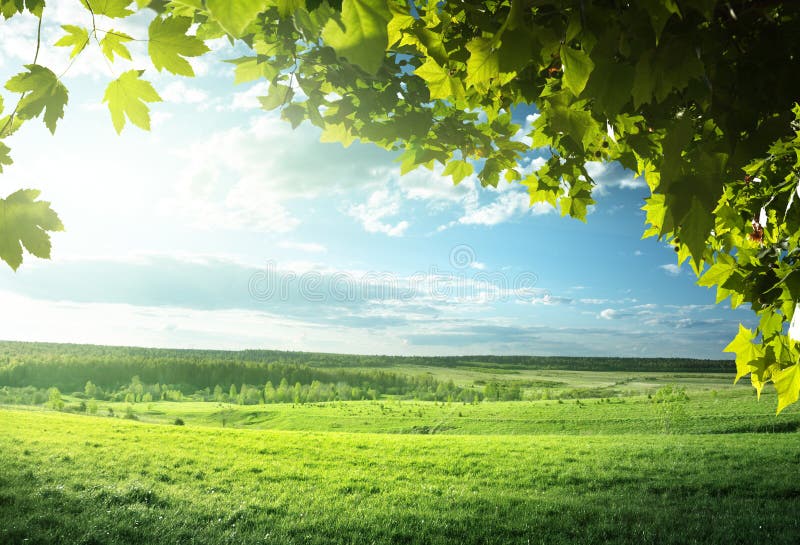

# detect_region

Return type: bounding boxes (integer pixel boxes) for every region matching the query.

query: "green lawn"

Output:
[2,392,800,544]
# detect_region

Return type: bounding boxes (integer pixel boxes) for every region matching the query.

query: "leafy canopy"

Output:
[1,0,800,411]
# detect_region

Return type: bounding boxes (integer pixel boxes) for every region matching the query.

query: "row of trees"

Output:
[0,341,731,392]
[1,377,490,406]
[482,382,523,402]
[78,375,475,404]
[0,342,445,394]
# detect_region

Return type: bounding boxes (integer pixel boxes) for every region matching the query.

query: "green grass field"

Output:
[3,372,800,544]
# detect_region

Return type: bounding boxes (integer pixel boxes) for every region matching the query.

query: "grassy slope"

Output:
[3,353,799,544]
[43,386,800,435]
[3,404,800,544]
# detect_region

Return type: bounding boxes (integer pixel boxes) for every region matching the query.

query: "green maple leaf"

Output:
[723,324,763,384]
[679,197,713,267]
[167,0,202,17]
[442,160,473,184]
[697,259,736,288]
[559,187,593,221]
[276,0,305,18]
[258,83,293,111]
[102,70,162,133]
[632,50,655,109]
[0,189,64,271]
[54,25,89,59]
[80,0,134,18]
[560,45,594,96]
[547,103,596,151]
[206,0,265,38]
[226,56,278,85]
[1,0,43,17]
[773,363,800,415]
[322,0,391,75]
[148,16,209,77]
[0,141,12,172]
[641,193,666,238]
[5,64,69,134]
[465,37,499,88]
[100,30,133,61]
[414,58,465,102]
[640,0,681,43]
[585,59,634,116]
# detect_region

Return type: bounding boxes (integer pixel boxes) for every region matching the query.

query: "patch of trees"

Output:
[0,343,487,402]
[89,375,478,404]
[482,382,523,402]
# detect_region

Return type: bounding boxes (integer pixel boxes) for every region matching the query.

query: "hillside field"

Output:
[2,343,800,544]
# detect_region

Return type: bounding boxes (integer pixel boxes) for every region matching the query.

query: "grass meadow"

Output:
[2,367,800,544]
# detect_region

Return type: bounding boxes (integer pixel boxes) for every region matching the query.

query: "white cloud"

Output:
[225,81,269,111]
[457,190,554,226]
[584,161,647,195]
[599,308,618,320]
[397,165,478,207]
[660,263,681,276]
[347,189,409,236]
[160,81,209,104]
[519,156,547,177]
[530,293,573,305]
[150,110,174,129]
[278,241,327,253]
[163,115,393,232]
[511,113,540,147]
[389,157,559,231]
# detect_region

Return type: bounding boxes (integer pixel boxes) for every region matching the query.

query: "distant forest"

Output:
[0,341,732,401]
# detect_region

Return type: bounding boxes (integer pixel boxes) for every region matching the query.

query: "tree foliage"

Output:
[1,0,800,410]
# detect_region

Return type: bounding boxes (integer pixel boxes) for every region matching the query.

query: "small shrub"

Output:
[174,418,185,426]
[123,405,138,420]
[651,385,690,433]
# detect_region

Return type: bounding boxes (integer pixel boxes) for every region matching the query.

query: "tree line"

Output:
[0,342,493,402]
[0,341,732,383]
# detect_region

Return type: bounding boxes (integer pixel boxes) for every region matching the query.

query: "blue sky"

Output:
[0,2,754,357]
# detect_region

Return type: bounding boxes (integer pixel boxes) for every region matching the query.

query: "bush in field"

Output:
[47,387,64,411]
[652,385,690,404]
[123,405,137,420]
[651,385,690,434]
[174,418,185,426]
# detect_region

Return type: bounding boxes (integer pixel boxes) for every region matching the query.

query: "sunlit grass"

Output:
[2,391,800,544]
